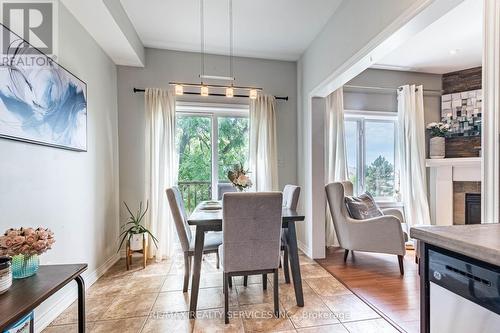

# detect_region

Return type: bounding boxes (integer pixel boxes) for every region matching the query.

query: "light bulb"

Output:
[226,87,234,98]
[175,84,184,95]
[249,89,258,100]
[200,85,209,97]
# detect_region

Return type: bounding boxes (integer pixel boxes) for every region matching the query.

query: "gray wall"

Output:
[117,48,297,218]
[0,4,119,329]
[344,68,442,121]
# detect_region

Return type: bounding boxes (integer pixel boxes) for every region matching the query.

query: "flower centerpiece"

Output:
[227,163,253,191]
[426,122,450,159]
[0,227,55,279]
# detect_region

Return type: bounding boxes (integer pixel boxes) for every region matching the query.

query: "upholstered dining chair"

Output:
[217,183,237,200]
[166,187,223,292]
[219,192,283,323]
[325,181,407,275]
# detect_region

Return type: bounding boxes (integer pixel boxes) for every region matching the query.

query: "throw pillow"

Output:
[344,192,383,220]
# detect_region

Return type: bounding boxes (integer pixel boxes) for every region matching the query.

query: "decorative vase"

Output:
[430,136,445,159]
[0,256,12,294]
[129,234,144,251]
[11,254,39,279]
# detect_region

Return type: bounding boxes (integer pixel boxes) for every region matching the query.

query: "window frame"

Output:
[344,110,399,202]
[175,102,250,200]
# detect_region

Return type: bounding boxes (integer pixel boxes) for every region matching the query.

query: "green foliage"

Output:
[118,201,159,252]
[365,156,394,198]
[175,115,249,212]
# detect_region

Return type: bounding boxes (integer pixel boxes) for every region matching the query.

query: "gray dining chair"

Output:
[219,192,283,323]
[166,187,223,292]
[217,182,237,200]
[241,184,301,287]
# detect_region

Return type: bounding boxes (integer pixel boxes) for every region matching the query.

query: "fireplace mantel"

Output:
[426,157,482,225]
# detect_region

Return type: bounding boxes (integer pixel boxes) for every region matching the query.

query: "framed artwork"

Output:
[0,24,87,151]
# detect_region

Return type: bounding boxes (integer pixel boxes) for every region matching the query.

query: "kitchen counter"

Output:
[410,224,500,266]
[411,224,500,333]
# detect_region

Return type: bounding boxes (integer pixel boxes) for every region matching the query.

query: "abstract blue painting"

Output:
[0,24,87,151]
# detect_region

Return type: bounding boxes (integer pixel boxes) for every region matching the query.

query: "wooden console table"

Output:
[0,264,87,332]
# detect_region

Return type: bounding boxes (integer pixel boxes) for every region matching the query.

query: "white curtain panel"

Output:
[144,88,178,261]
[249,94,279,191]
[325,88,348,247]
[397,85,431,227]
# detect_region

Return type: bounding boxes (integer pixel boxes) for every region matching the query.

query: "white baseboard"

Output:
[34,253,120,332]
[297,239,313,259]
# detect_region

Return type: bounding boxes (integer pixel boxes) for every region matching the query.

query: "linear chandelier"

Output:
[170,0,261,99]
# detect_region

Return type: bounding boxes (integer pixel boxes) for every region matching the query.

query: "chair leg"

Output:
[273,269,279,317]
[398,255,405,275]
[228,275,233,288]
[224,273,229,324]
[243,275,248,287]
[283,247,290,284]
[262,274,267,290]
[343,249,349,262]
[183,254,190,292]
[216,251,220,269]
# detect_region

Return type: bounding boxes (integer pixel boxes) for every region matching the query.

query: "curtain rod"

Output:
[344,84,442,94]
[133,88,288,101]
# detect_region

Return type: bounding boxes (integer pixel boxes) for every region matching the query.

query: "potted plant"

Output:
[426,122,450,159]
[119,201,158,252]
[227,163,253,191]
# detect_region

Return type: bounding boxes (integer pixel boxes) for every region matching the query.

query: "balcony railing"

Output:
[177,181,212,213]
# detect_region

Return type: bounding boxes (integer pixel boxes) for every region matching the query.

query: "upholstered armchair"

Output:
[325,181,407,275]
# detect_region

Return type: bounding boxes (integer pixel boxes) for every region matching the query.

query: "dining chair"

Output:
[219,192,283,323]
[241,184,301,287]
[217,182,237,200]
[166,187,223,292]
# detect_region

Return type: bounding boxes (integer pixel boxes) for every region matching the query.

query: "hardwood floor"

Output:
[316,248,420,333]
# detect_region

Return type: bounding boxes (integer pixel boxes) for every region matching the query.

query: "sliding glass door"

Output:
[175,104,249,212]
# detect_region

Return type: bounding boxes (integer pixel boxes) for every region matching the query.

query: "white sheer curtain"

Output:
[144,88,177,261]
[397,85,431,228]
[325,88,348,247]
[249,94,279,191]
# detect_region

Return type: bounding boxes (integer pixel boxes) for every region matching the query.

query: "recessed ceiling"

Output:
[120,0,343,61]
[374,0,482,74]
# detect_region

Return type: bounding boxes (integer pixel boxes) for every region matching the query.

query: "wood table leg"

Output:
[285,221,304,307]
[126,241,130,271]
[75,275,86,333]
[143,236,147,269]
[189,227,205,319]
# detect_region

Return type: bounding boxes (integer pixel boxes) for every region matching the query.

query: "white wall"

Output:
[0,3,119,330]
[117,48,297,215]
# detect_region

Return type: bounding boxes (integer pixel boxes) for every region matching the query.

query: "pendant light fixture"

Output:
[168,0,262,99]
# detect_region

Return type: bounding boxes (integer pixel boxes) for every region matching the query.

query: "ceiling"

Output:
[120,0,343,61]
[375,0,482,74]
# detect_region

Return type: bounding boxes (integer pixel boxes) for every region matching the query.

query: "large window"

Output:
[175,103,249,211]
[345,111,398,201]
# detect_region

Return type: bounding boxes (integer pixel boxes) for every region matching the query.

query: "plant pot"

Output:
[430,136,445,159]
[11,254,39,279]
[130,234,144,251]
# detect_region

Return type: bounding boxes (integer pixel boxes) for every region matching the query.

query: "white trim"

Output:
[426,157,482,167]
[34,253,120,332]
[297,239,312,259]
[344,109,398,119]
[176,101,249,114]
[481,0,500,224]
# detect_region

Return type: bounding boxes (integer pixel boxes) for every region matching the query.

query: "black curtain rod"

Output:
[133,88,288,101]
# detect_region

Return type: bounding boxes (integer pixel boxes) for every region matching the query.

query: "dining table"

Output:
[187,201,306,318]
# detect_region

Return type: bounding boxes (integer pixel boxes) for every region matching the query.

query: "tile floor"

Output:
[44,250,401,333]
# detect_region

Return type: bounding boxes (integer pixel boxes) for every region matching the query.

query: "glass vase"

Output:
[11,254,39,279]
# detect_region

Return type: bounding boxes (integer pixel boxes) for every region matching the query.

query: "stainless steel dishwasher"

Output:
[429,249,500,333]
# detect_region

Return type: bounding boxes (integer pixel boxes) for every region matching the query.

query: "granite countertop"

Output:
[410,224,500,266]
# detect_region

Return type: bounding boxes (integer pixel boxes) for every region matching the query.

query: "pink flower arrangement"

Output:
[0,227,55,257]
[227,163,253,191]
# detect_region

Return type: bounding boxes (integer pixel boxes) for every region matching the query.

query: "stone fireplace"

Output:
[453,181,481,225]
